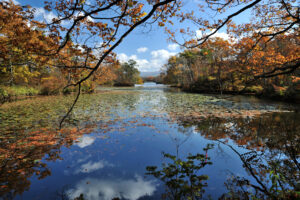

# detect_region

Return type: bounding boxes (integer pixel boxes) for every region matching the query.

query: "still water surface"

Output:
[0,83,299,199]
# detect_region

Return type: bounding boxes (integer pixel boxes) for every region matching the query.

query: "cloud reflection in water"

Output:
[67,175,157,200]
[76,136,95,148]
[75,160,113,174]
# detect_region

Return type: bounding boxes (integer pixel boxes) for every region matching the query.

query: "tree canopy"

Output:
[0,0,299,124]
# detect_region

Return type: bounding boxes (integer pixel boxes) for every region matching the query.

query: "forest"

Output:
[0,0,299,199]
[0,1,143,103]
[161,34,300,101]
[0,0,299,103]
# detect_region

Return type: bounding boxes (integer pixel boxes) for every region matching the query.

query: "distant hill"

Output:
[140,71,161,77]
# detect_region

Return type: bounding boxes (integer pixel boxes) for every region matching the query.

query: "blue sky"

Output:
[7,0,252,72]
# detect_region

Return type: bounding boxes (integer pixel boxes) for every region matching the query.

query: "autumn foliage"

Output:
[0,0,298,102]
[0,127,92,197]
[0,1,134,101]
[162,33,300,101]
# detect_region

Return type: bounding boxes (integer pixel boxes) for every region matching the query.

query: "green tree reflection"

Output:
[146,144,213,200]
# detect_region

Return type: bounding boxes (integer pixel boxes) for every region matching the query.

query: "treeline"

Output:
[161,35,300,101]
[114,60,143,86]
[142,74,164,84]
[0,2,141,103]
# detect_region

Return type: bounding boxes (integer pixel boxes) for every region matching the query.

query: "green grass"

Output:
[0,85,40,98]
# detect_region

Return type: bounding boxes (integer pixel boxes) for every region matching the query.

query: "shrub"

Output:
[62,87,73,95]
[0,85,39,103]
[40,76,65,95]
[246,85,263,94]
[81,80,96,93]
[0,87,9,104]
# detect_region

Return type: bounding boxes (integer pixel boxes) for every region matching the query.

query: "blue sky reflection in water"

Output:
[0,83,299,199]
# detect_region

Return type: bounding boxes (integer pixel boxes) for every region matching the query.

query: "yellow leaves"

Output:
[140,12,147,18]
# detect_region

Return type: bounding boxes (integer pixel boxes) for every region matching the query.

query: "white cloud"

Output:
[2,0,20,4]
[137,47,148,53]
[167,43,179,51]
[136,59,150,70]
[149,49,176,71]
[151,49,175,60]
[196,29,230,41]
[76,135,95,148]
[34,7,74,25]
[117,53,150,72]
[77,155,92,163]
[196,30,203,38]
[76,11,94,22]
[117,53,128,62]
[34,7,58,24]
[67,176,157,200]
[213,32,230,41]
[117,49,176,72]
[75,160,113,174]
[128,54,137,60]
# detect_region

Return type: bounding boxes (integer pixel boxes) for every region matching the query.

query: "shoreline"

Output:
[1,84,299,106]
[168,84,300,104]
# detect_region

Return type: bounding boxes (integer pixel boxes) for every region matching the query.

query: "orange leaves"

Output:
[126,2,147,23]
[0,0,182,90]
[291,76,300,83]
[164,27,299,95]
[128,0,138,8]
[0,1,58,85]
[158,22,165,27]
[0,123,94,196]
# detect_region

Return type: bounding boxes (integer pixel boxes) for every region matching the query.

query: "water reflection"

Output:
[174,112,300,199]
[76,136,95,148]
[175,112,299,150]
[219,141,300,199]
[146,144,213,200]
[0,84,299,199]
[74,160,113,174]
[67,176,156,200]
[0,128,90,198]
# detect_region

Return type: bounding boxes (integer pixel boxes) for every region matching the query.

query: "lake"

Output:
[0,82,299,199]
